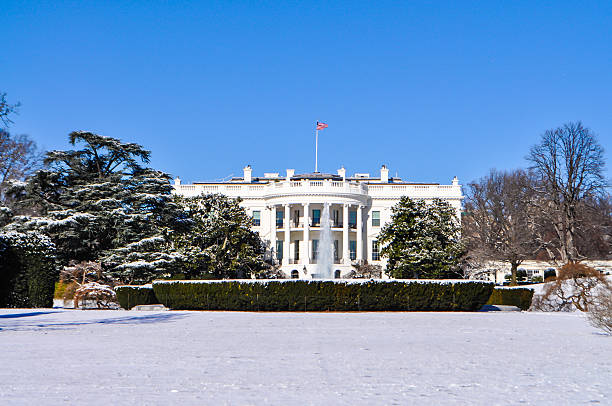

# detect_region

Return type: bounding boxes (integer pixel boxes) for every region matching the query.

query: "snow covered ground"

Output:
[0,309,610,405]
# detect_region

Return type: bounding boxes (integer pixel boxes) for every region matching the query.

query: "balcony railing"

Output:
[275,221,360,230]
[176,179,370,197]
[310,258,344,264]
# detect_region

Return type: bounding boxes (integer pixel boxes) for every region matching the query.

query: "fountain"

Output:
[314,203,334,279]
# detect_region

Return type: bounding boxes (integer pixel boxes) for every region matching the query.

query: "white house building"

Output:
[173,165,463,278]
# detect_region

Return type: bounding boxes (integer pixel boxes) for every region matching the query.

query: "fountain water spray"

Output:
[315,203,334,279]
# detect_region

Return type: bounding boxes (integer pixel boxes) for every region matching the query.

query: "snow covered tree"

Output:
[7,131,183,283]
[172,194,266,279]
[379,197,464,279]
[0,230,59,307]
[100,167,185,283]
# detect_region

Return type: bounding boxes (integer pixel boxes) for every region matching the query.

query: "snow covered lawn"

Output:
[0,310,610,405]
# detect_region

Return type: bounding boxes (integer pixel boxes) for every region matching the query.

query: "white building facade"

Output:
[173,165,463,278]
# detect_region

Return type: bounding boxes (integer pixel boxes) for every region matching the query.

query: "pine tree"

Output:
[172,194,266,279]
[379,197,464,279]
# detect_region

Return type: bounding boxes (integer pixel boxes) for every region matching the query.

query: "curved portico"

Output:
[264,172,369,278]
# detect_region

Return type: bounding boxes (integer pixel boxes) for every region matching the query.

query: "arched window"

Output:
[291,269,299,279]
[334,269,341,279]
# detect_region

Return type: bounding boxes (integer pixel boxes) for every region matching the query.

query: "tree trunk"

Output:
[510,262,518,286]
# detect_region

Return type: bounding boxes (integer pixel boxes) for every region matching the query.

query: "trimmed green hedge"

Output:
[152,279,494,311]
[486,287,534,311]
[0,232,59,308]
[114,285,158,310]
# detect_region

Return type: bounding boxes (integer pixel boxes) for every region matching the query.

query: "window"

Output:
[334,270,341,279]
[276,210,284,228]
[294,239,300,260]
[372,240,380,261]
[349,210,357,228]
[312,239,319,260]
[291,270,299,279]
[350,240,357,260]
[312,209,321,226]
[252,210,261,226]
[276,240,283,261]
[372,211,380,227]
[334,240,339,261]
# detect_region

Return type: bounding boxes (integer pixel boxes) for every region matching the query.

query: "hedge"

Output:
[486,287,534,310]
[152,279,494,311]
[0,232,59,308]
[114,285,158,310]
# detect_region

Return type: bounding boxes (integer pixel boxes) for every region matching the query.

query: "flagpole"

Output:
[315,128,319,173]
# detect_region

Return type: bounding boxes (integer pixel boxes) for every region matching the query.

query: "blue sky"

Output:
[2,1,611,184]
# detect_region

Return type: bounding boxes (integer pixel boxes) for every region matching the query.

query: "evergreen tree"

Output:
[7,131,182,283]
[379,197,464,279]
[0,230,59,307]
[172,194,266,279]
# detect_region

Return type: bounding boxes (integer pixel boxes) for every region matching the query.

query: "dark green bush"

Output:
[115,285,158,309]
[152,279,494,311]
[544,269,556,280]
[486,287,534,310]
[0,232,59,308]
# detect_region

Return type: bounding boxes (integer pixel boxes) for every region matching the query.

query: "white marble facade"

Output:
[173,165,463,278]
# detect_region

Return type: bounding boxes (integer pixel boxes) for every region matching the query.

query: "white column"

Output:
[343,203,350,264]
[302,203,310,264]
[270,205,277,263]
[356,205,364,262]
[283,203,290,265]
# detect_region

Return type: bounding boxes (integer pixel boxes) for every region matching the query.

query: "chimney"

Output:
[452,176,459,186]
[380,165,389,183]
[243,165,252,183]
[286,168,295,181]
[337,166,346,181]
[174,177,181,186]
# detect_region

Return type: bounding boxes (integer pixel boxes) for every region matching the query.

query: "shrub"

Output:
[54,282,69,299]
[73,282,118,309]
[0,231,59,308]
[62,281,79,301]
[544,269,556,280]
[587,288,612,334]
[532,262,611,312]
[151,279,494,312]
[486,287,534,310]
[114,285,158,310]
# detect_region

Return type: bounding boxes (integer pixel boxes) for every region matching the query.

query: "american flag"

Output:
[316,121,328,130]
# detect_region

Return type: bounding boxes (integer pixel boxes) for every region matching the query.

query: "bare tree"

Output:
[574,195,612,259]
[0,129,40,202]
[527,122,606,263]
[0,92,20,129]
[462,169,540,285]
